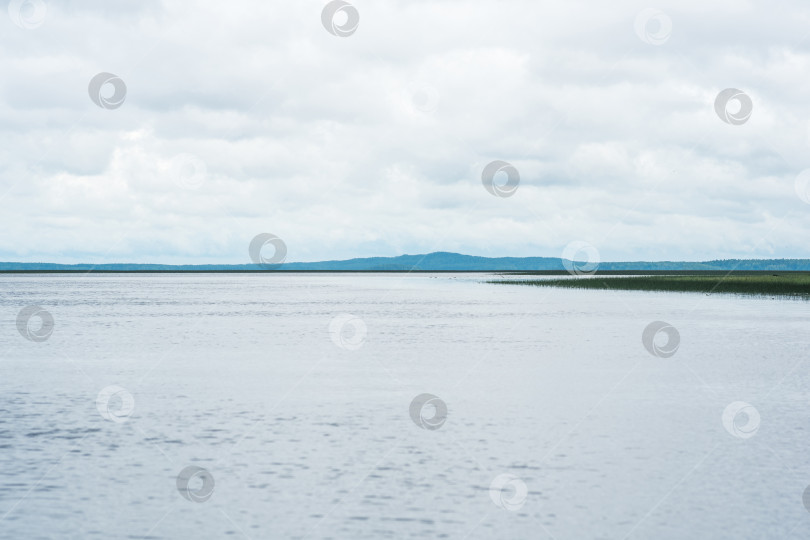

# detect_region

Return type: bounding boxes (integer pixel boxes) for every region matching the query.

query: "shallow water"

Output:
[1,273,809,539]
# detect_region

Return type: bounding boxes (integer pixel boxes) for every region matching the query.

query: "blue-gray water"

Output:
[1,273,809,539]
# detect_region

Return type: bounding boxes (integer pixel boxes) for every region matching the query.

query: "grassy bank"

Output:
[490,273,810,297]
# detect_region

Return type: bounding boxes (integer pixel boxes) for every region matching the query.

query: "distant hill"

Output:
[1,252,810,272]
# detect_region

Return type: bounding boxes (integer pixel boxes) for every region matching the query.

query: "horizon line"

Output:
[4,250,810,266]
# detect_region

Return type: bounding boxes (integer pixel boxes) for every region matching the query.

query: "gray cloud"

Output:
[1,0,809,263]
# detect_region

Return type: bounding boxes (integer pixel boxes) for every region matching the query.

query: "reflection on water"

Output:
[0,273,809,539]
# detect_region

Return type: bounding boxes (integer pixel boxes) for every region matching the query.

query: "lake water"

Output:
[1,273,809,539]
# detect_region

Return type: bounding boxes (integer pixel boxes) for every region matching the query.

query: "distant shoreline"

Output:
[3,270,810,275]
[2,250,810,273]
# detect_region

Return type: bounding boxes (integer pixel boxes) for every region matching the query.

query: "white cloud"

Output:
[1,0,809,263]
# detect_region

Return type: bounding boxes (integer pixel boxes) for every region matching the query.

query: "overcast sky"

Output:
[2,0,810,264]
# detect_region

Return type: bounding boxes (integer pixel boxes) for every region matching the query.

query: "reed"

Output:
[490,273,810,297]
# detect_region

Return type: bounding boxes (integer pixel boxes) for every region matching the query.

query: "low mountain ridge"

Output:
[1,252,810,271]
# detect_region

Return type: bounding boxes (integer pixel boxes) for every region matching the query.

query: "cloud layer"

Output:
[2,0,810,263]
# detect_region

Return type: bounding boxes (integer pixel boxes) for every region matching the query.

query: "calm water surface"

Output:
[1,273,809,539]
